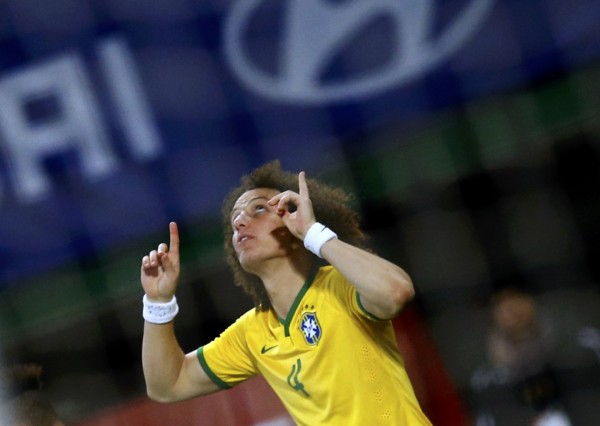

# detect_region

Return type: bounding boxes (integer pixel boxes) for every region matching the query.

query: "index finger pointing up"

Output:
[299,171,309,197]
[169,221,180,256]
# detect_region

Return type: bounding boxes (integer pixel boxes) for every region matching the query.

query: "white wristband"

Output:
[303,222,337,258]
[143,295,179,324]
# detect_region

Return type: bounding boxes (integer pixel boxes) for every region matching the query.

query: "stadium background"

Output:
[1,0,600,424]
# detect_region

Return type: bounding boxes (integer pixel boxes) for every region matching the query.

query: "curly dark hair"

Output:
[222,160,370,311]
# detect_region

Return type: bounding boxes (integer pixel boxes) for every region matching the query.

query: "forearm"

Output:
[320,238,415,319]
[142,321,186,402]
[140,223,219,402]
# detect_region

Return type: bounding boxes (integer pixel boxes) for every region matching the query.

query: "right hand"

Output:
[141,222,180,302]
[268,171,316,240]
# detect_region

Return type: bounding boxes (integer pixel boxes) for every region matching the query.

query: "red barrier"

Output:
[77,375,290,426]
[395,307,470,426]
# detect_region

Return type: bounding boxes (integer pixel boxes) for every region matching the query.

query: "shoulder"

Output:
[234,307,267,324]
[315,264,343,281]
[312,265,355,304]
[207,307,269,349]
[228,306,271,332]
[314,265,351,290]
[316,265,385,322]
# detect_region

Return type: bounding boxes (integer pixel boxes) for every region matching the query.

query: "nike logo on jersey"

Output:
[261,344,278,354]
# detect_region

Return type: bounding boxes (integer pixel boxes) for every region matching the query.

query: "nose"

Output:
[233,210,249,229]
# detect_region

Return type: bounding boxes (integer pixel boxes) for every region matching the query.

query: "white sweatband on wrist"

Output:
[303,222,338,258]
[143,295,179,324]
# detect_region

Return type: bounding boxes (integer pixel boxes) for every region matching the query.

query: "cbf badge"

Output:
[300,312,322,345]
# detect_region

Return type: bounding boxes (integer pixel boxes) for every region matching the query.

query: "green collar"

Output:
[280,262,320,337]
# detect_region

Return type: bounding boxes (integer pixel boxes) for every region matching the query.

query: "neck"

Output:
[259,253,314,319]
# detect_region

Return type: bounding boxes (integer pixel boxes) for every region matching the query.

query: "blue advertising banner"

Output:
[1,0,599,286]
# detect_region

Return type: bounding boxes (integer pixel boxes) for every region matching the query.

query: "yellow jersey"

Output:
[198,265,432,425]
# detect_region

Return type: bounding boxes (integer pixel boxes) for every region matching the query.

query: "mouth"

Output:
[237,234,253,245]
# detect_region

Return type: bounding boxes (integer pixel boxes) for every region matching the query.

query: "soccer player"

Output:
[141,161,432,425]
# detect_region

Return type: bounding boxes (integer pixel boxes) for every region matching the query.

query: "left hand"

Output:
[268,171,316,240]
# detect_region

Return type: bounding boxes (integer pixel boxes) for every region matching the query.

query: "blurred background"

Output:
[1,0,600,424]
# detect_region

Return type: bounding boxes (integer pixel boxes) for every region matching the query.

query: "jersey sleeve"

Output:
[197,310,258,388]
[320,266,386,321]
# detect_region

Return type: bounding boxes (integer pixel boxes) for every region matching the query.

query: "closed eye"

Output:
[230,195,273,226]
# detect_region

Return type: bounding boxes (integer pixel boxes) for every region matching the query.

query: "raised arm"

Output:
[141,222,220,402]
[269,173,415,320]
[318,237,415,319]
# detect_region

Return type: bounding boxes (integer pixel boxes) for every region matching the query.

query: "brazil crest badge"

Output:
[300,312,322,345]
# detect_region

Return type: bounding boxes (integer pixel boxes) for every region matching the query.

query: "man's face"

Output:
[230,188,291,269]
[493,292,537,335]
